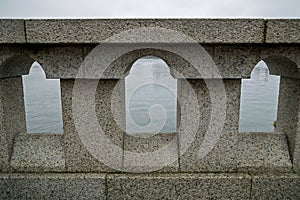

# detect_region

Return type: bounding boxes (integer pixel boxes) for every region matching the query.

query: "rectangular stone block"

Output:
[266,19,300,43]
[179,79,242,172]
[107,173,251,199]
[252,173,300,199]
[123,133,179,172]
[0,173,106,199]
[234,133,292,172]
[25,19,264,44]
[0,19,25,43]
[0,77,26,171]
[62,79,124,172]
[10,134,65,172]
[276,77,300,172]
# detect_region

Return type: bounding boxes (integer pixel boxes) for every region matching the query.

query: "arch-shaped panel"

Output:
[0,55,35,78]
[103,48,202,79]
[262,56,300,78]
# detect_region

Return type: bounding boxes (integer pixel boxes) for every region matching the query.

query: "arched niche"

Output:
[124,56,177,133]
[101,48,202,79]
[239,61,280,132]
[22,62,63,134]
[244,56,300,169]
[0,55,35,78]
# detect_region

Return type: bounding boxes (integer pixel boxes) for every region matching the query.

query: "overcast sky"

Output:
[0,0,299,18]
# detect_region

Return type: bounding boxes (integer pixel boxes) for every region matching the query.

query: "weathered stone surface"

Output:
[266,19,300,43]
[62,79,123,172]
[107,173,251,199]
[10,134,65,172]
[252,173,300,199]
[123,133,179,172]
[214,45,261,78]
[0,19,25,43]
[261,46,300,78]
[0,77,26,172]
[276,77,300,172]
[234,133,292,172]
[0,173,106,199]
[25,19,264,44]
[179,79,241,172]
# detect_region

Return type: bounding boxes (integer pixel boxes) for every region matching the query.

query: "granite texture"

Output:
[123,133,179,172]
[0,77,26,172]
[10,134,65,172]
[261,46,300,78]
[0,173,106,199]
[214,45,261,78]
[0,19,26,43]
[30,46,85,79]
[252,173,300,199]
[276,77,300,172]
[25,19,264,44]
[179,79,242,172]
[62,79,123,172]
[234,133,292,172]
[107,173,251,199]
[266,19,300,43]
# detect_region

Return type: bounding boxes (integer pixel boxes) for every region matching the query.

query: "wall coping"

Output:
[0,19,299,44]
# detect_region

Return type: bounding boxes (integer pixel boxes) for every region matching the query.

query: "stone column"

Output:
[179,79,241,172]
[61,79,124,172]
[276,77,300,171]
[0,77,26,171]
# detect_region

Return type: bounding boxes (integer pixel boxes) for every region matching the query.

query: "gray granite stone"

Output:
[266,19,300,43]
[0,173,106,199]
[107,173,251,199]
[0,77,26,172]
[234,133,292,172]
[10,134,65,172]
[0,19,26,43]
[123,133,179,172]
[62,79,123,172]
[214,45,261,78]
[276,77,300,172]
[25,19,264,44]
[261,46,300,78]
[179,79,242,172]
[295,109,300,172]
[252,173,300,199]
[30,46,85,79]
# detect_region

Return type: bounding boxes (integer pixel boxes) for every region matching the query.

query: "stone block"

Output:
[25,19,264,44]
[179,79,242,172]
[234,133,292,172]
[0,173,106,199]
[266,19,300,43]
[252,173,300,199]
[62,79,123,172]
[107,173,251,199]
[0,19,25,43]
[0,77,26,171]
[123,133,179,172]
[10,134,65,172]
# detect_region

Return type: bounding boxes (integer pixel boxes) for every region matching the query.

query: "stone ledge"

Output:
[251,173,300,199]
[0,19,25,43]
[266,19,300,43]
[10,134,65,172]
[0,173,106,199]
[107,173,251,199]
[25,19,265,44]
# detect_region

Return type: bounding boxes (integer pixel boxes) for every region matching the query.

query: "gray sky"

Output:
[0,0,299,18]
